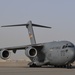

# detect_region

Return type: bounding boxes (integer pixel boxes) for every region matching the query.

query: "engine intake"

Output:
[0,49,10,60]
[25,47,37,57]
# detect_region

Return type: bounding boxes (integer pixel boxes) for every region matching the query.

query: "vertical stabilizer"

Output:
[1,21,51,45]
[26,21,36,44]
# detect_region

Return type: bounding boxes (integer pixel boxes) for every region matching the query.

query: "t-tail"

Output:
[1,21,51,45]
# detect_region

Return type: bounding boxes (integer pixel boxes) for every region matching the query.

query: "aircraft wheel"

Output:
[63,65,66,68]
[29,64,36,67]
[66,64,72,69]
[29,63,41,68]
[54,65,60,68]
[54,65,66,68]
[54,65,56,67]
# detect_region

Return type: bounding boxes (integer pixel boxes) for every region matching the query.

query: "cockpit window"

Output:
[62,45,67,49]
[62,44,74,49]
[67,45,74,48]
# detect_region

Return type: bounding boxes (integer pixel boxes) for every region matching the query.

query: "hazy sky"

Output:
[0,0,75,60]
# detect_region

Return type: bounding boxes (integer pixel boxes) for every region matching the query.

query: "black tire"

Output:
[29,63,41,68]
[66,64,72,69]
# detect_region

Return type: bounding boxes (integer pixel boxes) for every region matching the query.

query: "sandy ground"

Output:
[0,61,75,75]
[0,60,29,67]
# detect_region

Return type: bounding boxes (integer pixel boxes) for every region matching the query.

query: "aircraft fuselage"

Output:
[31,41,75,66]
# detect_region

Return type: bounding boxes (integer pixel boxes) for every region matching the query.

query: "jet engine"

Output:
[25,47,37,58]
[0,49,10,60]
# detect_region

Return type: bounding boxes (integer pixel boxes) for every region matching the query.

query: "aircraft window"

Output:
[62,45,67,49]
[62,44,74,49]
[66,43,74,48]
[67,45,74,48]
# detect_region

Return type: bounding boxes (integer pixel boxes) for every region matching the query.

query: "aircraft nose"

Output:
[69,48,75,61]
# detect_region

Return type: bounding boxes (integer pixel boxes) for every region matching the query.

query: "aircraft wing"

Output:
[0,44,43,53]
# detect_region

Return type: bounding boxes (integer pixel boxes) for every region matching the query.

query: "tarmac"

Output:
[0,60,75,75]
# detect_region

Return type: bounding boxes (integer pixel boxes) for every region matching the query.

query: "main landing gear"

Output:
[54,64,72,69]
[29,63,41,67]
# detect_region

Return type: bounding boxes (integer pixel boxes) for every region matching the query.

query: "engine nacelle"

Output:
[0,49,10,60]
[25,47,37,58]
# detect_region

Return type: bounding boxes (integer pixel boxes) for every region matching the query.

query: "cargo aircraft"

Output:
[0,21,75,69]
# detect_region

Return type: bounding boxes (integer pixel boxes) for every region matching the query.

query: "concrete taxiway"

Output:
[0,67,75,75]
[0,61,75,75]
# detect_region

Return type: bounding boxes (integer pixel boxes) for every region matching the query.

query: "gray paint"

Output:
[0,21,75,67]
[26,21,36,44]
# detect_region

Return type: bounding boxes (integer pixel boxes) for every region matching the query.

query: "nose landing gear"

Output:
[66,64,72,69]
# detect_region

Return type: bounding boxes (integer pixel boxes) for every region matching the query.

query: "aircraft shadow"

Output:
[25,65,75,69]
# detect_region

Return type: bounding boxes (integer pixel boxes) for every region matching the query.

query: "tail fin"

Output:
[1,21,51,44]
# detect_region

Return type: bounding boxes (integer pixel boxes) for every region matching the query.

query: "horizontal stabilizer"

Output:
[32,24,51,28]
[1,21,51,29]
[1,24,28,27]
[1,21,51,44]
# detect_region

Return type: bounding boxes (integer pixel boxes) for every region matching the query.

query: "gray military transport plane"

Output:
[0,21,75,69]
